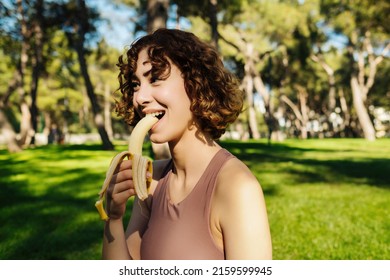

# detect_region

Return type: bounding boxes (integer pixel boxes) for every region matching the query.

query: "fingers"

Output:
[114,159,132,173]
[111,159,151,189]
[105,160,135,219]
[108,161,134,197]
[112,166,132,185]
[106,180,134,220]
[111,183,136,204]
[108,176,133,193]
[104,158,152,219]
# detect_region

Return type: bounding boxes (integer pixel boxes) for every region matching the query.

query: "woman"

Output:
[102,28,272,260]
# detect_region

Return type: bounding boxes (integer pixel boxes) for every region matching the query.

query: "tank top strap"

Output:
[195,149,236,218]
[202,149,235,185]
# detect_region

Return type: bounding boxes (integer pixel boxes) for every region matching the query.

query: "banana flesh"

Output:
[128,113,160,200]
[95,114,159,221]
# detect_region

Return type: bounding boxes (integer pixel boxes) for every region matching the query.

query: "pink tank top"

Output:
[140,149,235,260]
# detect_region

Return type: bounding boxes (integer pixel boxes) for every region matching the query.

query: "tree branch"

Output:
[280,94,303,122]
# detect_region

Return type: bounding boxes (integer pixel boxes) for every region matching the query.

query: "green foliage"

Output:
[320,0,390,39]
[0,48,15,93]
[371,60,390,110]
[173,0,243,24]
[0,139,389,259]
[0,0,389,142]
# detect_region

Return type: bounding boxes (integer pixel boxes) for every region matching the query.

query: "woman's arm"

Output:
[102,158,169,260]
[102,196,151,260]
[102,218,131,259]
[101,159,146,260]
[216,159,272,260]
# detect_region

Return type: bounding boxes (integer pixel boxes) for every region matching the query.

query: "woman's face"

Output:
[132,48,194,144]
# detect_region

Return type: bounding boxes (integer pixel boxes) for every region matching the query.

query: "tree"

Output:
[29,0,44,145]
[215,0,318,140]
[147,0,169,33]
[1,0,115,150]
[15,0,33,146]
[0,0,45,148]
[89,39,122,140]
[320,0,390,140]
[309,46,361,138]
[0,70,22,152]
[60,0,114,149]
[173,0,242,48]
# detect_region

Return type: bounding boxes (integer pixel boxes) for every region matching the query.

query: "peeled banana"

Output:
[95,113,160,221]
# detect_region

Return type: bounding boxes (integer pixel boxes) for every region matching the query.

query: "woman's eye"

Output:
[150,76,161,84]
[131,81,140,90]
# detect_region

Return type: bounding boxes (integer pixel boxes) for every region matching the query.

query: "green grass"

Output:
[0,139,389,259]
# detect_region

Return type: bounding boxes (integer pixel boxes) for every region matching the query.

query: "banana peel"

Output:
[95,114,159,221]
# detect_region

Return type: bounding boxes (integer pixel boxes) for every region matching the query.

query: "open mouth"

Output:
[149,111,165,120]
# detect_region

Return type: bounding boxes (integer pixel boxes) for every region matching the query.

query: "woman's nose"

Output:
[134,85,153,106]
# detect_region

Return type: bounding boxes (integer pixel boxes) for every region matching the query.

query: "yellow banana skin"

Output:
[95,114,159,221]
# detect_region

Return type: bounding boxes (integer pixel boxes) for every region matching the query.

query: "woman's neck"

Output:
[168,130,220,179]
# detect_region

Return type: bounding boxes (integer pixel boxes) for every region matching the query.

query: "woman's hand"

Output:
[105,160,137,220]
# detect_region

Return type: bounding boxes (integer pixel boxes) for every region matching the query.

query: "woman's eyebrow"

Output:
[141,60,152,77]
[131,74,139,81]
[131,69,151,81]
[143,69,152,77]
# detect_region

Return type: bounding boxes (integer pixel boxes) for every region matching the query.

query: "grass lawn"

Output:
[0,138,389,259]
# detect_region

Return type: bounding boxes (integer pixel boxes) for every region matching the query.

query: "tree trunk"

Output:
[79,89,90,130]
[29,0,44,145]
[75,44,114,150]
[0,71,23,152]
[298,87,308,139]
[243,76,260,139]
[350,76,376,141]
[0,109,22,153]
[104,83,113,140]
[280,93,308,139]
[208,0,219,49]
[146,0,169,33]
[43,112,52,139]
[338,88,352,136]
[16,0,32,146]
[311,54,336,112]
[243,43,260,139]
[73,0,114,150]
[346,35,389,141]
[253,73,279,142]
[20,102,33,145]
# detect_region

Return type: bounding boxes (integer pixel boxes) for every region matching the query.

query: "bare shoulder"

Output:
[213,155,272,259]
[215,156,262,199]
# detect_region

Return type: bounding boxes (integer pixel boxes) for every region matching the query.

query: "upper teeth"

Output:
[149,111,164,117]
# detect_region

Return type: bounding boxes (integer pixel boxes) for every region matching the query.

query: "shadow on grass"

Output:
[0,170,98,259]
[0,146,133,259]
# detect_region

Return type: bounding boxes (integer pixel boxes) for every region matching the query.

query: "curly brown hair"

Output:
[115,28,244,139]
